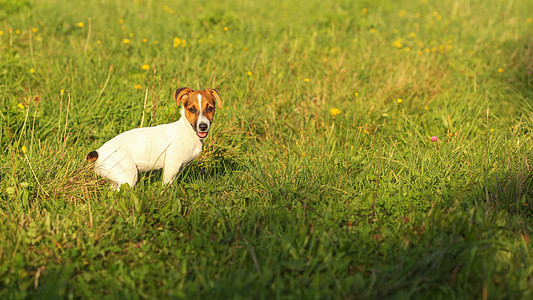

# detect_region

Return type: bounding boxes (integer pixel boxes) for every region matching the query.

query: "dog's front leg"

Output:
[162,164,182,186]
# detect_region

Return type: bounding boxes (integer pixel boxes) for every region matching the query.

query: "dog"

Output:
[86,87,221,189]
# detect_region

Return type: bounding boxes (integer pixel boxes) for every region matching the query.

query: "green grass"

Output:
[1,0,532,298]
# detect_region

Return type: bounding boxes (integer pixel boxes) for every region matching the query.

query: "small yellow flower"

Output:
[182,39,186,47]
[369,28,375,33]
[449,132,454,137]
[16,29,20,35]
[224,26,228,31]
[398,10,406,17]
[134,84,142,90]
[424,106,429,110]
[498,68,503,73]
[29,68,35,73]
[409,32,416,38]
[330,108,341,117]
[129,32,134,38]
[302,153,306,157]
[123,38,130,44]
[0,30,3,35]
[60,89,64,95]
[527,18,532,23]
[364,129,369,134]
[362,8,367,15]
[244,46,248,51]
[392,40,402,48]
[97,40,101,44]
[323,57,328,63]
[32,27,38,33]
[118,19,124,24]
[142,64,150,70]
[247,71,252,76]
[304,78,310,82]
[490,128,494,133]
[354,92,359,97]
[17,103,25,109]
[21,145,27,154]
[397,98,403,104]
[77,22,84,28]
[142,38,147,43]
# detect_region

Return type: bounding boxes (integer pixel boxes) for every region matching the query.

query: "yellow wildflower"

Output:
[77,22,84,28]
[16,30,20,34]
[134,84,142,90]
[354,92,359,97]
[32,28,38,33]
[21,145,27,154]
[224,26,228,31]
[247,71,252,76]
[118,19,124,24]
[29,68,35,73]
[142,38,147,43]
[397,98,403,104]
[17,103,25,109]
[0,30,3,35]
[123,38,130,44]
[330,108,341,117]
[142,64,150,70]
[304,78,310,82]
[498,68,503,73]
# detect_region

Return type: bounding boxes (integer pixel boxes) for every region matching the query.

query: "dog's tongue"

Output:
[198,132,208,138]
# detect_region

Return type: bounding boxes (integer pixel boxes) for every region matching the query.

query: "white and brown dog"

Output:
[87,87,221,189]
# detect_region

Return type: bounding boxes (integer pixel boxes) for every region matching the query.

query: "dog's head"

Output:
[174,87,222,140]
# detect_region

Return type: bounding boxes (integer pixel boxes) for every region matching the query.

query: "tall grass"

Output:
[1,0,532,298]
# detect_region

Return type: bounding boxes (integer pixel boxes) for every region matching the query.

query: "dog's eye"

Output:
[188,107,197,113]
[205,106,214,113]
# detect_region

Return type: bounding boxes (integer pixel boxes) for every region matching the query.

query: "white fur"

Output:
[92,108,203,189]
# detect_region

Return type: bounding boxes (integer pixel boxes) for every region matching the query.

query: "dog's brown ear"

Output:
[208,89,222,109]
[174,87,193,104]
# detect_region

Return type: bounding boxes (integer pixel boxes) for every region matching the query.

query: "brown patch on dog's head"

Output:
[174,87,222,139]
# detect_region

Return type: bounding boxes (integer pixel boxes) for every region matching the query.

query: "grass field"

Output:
[1,0,532,298]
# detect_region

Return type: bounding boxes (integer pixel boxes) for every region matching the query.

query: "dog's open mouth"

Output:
[197,131,208,138]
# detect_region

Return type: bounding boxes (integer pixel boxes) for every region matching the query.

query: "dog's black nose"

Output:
[199,123,208,131]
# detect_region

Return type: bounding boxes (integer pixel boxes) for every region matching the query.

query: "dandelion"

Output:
[60,89,64,95]
[364,129,369,134]
[424,106,429,110]
[247,71,252,76]
[0,30,3,35]
[21,145,27,154]
[32,27,38,33]
[173,37,181,47]
[142,64,150,70]
[397,98,403,104]
[527,18,532,23]
[330,108,341,117]
[498,68,503,73]
[409,32,416,38]
[16,29,20,34]
[304,78,310,82]
[134,84,142,90]
[398,10,406,17]
[77,22,85,28]
[431,136,438,142]
[362,8,367,15]
[224,26,228,31]
[129,32,134,38]
[302,153,306,157]
[123,38,130,44]
[182,39,186,47]
[354,92,359,97]
[392,40,402,48]
[244,46,248,51]
[490,128,494,133]
[17,103,25,109]
[97,40,101,44]
[142,38,147,43]
[369,28,375,33]
[449,132,454,137]
[118,19,125,24]
[29,68,35,73]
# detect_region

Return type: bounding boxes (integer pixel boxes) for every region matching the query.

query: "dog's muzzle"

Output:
[196,122,209,139]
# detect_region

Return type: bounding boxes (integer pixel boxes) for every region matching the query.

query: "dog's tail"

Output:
[86,151,99,162]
